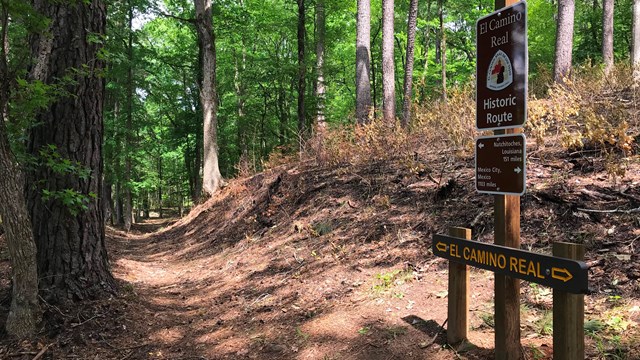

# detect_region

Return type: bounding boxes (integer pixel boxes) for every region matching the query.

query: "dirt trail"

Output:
[1,156,640,359]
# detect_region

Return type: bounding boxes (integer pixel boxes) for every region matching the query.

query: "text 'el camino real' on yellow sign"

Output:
[432,234,589,294]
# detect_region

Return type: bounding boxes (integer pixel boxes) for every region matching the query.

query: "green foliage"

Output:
[42,189,96,216]
[371,268,413,297]
[35,145,96,216]
[39,145,92,180]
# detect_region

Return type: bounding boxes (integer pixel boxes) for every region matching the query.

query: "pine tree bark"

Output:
[356,0,372,124]
[195,0,223,197]
[602,0,614,75]
[401,0,418,128]
[315,0,326,134]
[382,0,396,123]
[0,3,41,337]
[26,0,115,302]
[554,0,575,83]
[297,0,306,145]
[632,0,640,81]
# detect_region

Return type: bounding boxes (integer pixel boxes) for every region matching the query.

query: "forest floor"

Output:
[1,135,640,359]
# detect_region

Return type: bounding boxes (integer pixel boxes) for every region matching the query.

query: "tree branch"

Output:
[154,10,195,24]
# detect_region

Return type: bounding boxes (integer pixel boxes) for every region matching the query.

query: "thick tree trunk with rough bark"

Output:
[26,0,115,303]
[602,0,614,75]
[195,0,223,197]
[401,0,418,128]
[382,0,395,123]
[297,0,306,143]
[315,0,326,133]
[356,0,372,124]
[632,0,640,80]
[0,3,41,337]
[554,0,575,83]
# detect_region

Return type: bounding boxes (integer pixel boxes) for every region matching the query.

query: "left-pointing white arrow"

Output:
[478,143,485,149]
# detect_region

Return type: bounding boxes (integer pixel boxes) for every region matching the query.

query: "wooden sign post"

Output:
[553,242,585,360]
[490,1,524,358]
[447,227,470,344]
[433,232,589,359]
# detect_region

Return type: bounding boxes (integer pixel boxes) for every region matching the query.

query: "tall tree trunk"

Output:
[419,0,433,102]
[602,0,614,75]
[356,0,372,124]
[633,0,640,81]
[194,125,203,199]
[124,0,134,231]
[401,0,419,128]
[297,0,306,145]
[234,44,247,159]
[26,0,115,302]
[382,0,396,123]
[0,3,41,337]
[438,0,447,101]
[195,0,223,196]
[554,0,575,83]
[102,179,113,225]
[115,182,123,224]
[590,0,600,58]
[315,0,326,134]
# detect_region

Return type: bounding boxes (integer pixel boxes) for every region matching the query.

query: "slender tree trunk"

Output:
[554,0,575,83]
[195,0,223,196]
[632,0,640,81]
[602,0,614,75]
[315,0,326,134]
[102,179,113,225]
[158,156,163,219]
[234,44,247,158]
[419,0,433,102]
[402,0,419,128]
[124,1,134,231]
[356,0,372,124]
[0,3,41,337]
[591,0,600,58]
[297,0,306,146]
[194,125,203,199]
[382,0,396,123]
[26,0,115,302]
[115,182,123,224]
[438,0,447,101]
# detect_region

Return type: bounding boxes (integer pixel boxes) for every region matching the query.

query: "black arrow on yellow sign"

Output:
[435,242,447,252]
[551,267,573,282]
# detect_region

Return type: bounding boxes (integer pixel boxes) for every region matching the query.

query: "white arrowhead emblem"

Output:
[514,167,522,174]
[478,143,485,149]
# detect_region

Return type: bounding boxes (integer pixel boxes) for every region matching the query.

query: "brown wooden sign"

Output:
[432,234,589,294]
[476,1,527,130]
[475,133,526,195]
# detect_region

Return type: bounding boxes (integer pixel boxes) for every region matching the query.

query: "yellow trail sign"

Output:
[432,234,589,294]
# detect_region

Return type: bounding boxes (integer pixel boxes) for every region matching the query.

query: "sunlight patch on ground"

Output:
[149,327,185,344]
[114,259,178,286]
[301,310,362,338]
[296,344,348,360]
[210,337,252,357]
